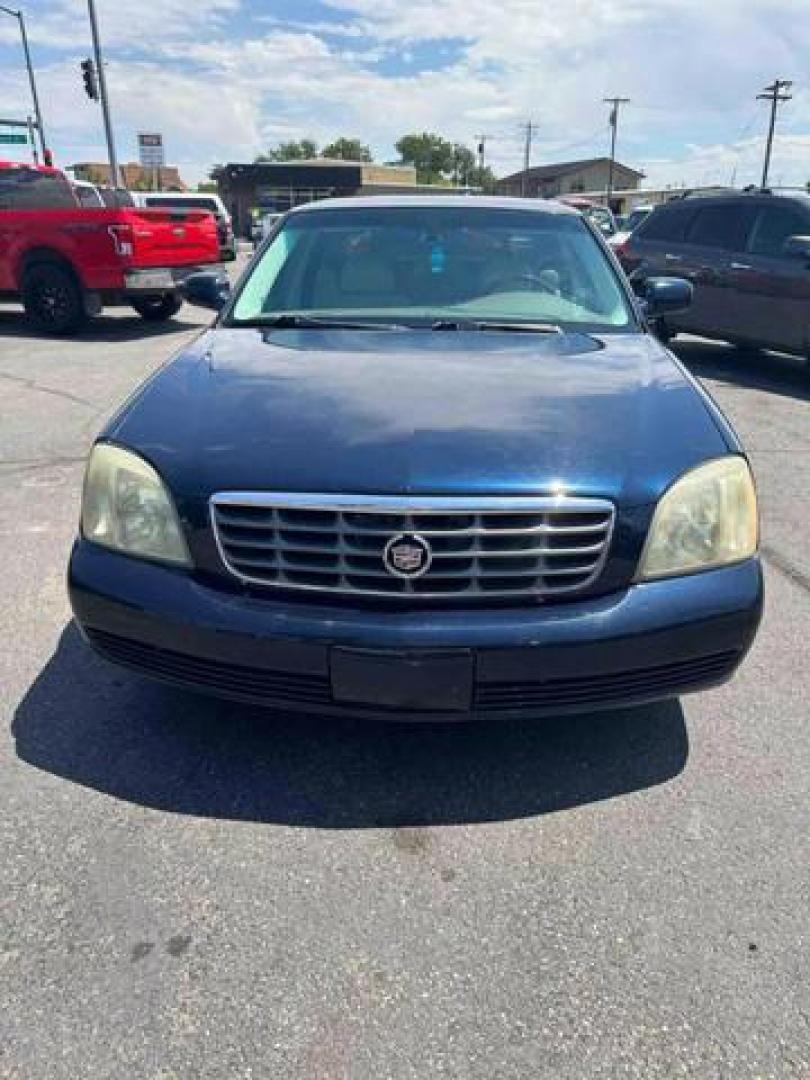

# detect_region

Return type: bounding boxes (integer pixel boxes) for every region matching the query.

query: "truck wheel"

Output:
[22,263,87,335]
[131,294,183,322]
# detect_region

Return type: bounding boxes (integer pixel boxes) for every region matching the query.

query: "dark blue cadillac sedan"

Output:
[69,197,762,720]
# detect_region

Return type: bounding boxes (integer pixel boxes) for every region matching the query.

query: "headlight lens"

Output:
[637,456,758,580]
[81,443,190,566]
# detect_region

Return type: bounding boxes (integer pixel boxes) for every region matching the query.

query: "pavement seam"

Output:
[0,369,100,412]
[761,543,810,596]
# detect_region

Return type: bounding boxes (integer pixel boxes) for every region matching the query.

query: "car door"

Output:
[0,168,23,290]
[727,200,810,354]
[671,201,756,338]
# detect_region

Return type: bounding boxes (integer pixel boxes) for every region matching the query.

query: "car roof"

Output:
[656,190,810,210]
[287,195,579,216]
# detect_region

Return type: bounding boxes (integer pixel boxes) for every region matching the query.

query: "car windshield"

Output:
[228,205,635,331]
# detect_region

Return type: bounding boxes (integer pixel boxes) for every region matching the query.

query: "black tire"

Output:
[131,294,183,322]
[21,262,87,335]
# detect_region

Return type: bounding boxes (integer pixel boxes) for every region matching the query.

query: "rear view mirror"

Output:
[181,271,231,311]
[643,276,693,317]
[782,235,810,261]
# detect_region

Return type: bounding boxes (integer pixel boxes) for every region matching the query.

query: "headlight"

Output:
[81,443,190,566]
[637,456,758,581]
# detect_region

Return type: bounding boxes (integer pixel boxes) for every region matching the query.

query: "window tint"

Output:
[635,205,694,242]
[0,169,76,209]
[748,204,810,256]
[686,204,753,250]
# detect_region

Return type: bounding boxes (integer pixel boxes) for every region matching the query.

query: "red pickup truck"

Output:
[0,162,220,333]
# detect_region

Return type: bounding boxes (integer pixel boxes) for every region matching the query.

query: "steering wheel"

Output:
[487,271,557,294]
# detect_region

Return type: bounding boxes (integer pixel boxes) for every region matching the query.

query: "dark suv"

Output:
[616,191,810,358]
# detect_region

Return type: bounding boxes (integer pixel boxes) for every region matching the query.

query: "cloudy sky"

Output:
[1,0,809,189]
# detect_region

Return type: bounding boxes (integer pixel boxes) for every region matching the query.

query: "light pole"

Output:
[0,5,47,160]
[86,0,121,187]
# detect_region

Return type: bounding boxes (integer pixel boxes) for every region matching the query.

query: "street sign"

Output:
[138,131,164,168]
[0,132,27,144]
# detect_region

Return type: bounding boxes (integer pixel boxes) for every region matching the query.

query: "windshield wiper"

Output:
[236,314,408,331]
[431,319,563,334]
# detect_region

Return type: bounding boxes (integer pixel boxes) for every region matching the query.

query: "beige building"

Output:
[496,157,643,202]
[70,162,187,190]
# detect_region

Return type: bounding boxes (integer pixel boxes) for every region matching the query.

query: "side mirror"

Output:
[643,276,693,317]
[782,235,810,261]
[181,271,231,311]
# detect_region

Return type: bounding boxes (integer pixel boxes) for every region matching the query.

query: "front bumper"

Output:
[68,541,762,720]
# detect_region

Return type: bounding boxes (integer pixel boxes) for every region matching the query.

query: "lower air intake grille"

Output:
[474,651,740,711]
[85,629,332,706]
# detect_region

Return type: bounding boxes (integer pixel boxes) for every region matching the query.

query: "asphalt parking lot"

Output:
[1,283,809,1078]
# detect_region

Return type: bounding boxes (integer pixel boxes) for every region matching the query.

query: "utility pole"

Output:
[603,97,629,207]
[86,0,121,187]
[757,79,792,189]
[0,6,47,159]
[519,121,538,196]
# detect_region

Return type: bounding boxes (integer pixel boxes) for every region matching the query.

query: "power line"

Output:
[603,96,629,204]
[757,78,792,188]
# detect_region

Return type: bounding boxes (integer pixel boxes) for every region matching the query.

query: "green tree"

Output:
[468,165,498,193]
[255,138,319,162]
[395,132,455,184]
[321,137,372,162]
[450,144,476,185]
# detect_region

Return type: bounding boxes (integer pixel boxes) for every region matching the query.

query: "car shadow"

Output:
[673,337,810,403]
[0,308,208,343]
[12,624,689,829]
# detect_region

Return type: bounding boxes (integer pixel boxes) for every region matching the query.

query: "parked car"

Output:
[0,162,220,333]
[69,196,762,720]
[615,190,810,356]
[133,191,236,261]
[558,197,617,237]
[608,204,654,248]
[251,211,282,244]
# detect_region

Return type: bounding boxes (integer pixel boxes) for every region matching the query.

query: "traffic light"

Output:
[81,59,98,101]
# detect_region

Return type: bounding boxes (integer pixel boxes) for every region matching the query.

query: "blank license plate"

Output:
[331,649,474,712]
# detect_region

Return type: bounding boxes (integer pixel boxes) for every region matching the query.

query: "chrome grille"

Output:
[210,493,615,601]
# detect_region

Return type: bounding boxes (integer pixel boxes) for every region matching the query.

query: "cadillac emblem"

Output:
[383,534,432,579]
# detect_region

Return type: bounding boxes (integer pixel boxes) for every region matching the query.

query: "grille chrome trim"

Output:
[210,492,615,601]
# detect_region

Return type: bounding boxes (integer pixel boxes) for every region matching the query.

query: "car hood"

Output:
[108,327,731,507]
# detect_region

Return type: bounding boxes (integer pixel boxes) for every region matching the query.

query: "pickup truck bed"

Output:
[0,162,221,333]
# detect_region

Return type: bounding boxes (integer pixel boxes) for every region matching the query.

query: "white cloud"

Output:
[2,0,809,188]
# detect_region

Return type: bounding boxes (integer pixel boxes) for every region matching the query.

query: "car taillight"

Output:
[108,224,134,257]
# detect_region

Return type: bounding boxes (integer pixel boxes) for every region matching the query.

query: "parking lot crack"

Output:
[0,369,99,412]
[761,544,810,596]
